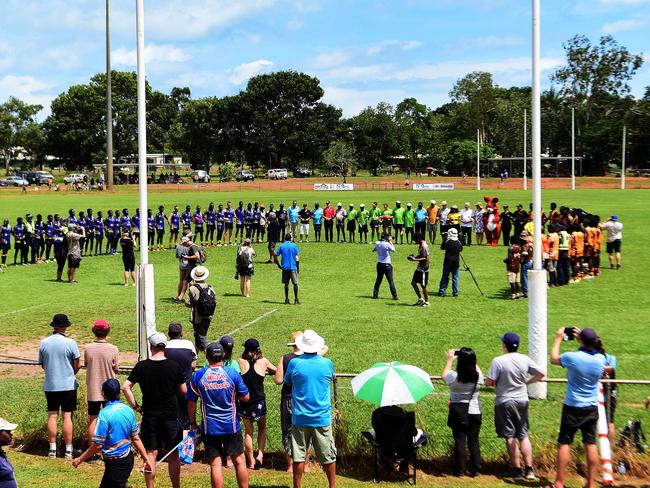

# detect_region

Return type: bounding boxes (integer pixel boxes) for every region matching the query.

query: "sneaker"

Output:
[421,301,430,307]
[524,466,536,480]
[284,298,290,305]
[294,298,300,305]
[48,450,56,459]
[64,451,73,460]
[414,298,424,306]
[502,467,523,480]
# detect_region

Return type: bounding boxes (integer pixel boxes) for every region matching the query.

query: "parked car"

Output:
[64,173,86,184]
[294,167,312,178]
[266,168,288,180]
[2,176,29,187]
[236,170,255,181]
[191,170,211,183]
[33,171,55,184]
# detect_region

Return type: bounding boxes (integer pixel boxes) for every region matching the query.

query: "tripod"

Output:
[460,254,484,296]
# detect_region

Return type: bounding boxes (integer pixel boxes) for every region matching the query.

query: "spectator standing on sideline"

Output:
[72,379,152,488]
[460,202,474,246]
[439,228,463,297]
[404,203,415,243]
[550,327,605,488]
[174,232,190,301]
[597,339,618,444]
[501,205,513,246]
[187,342,250,488]
[414,202,427,237]
[275,234,301,305]
[39,313,81,459]
[408,233,430,307]
[372,232,398,300]
[284,330,336,488]
[65,223,85,283]
[485,333,545,481]
[520,231,533,298]
[237,338,277,470]
[298,204,311,243]
[0,418,18,488]
[370,202,382,242]
[164,322,197,435]
[322,201,335,243]
[346,204,357,243]
[84,320,119,444]
[266,212,280,263]
[122,333,187,488]
[312,203,323,242]
[438,201,450,242]
[443,348,484,477]
[600,215,623,269]
[236,238,256,297]
[358,203,370,243]
[335,203,347,243]
[120,232,136,286]
[185,265,217,351]
[288,200,300,240]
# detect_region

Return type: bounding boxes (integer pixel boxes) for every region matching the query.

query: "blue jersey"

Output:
[53,221,62,237]
[217,212,225,230]
[206,210,216,225]
[77,218,86,229]
[121,215,132,230]
[253,210,260,224]
[1,225,11,244]
[245,210,254,225]
[86,216,94,230]
[107,217,118,233]
[224,209,235,223]
[94,218,104,234]
[182,211,192,226]
[132,215,141,230]
[44,222,54,238]
[34,223,44,238]
[13,224,25,240]
[92,400,139,459]
[312,208,323,225]
[147,217,155,230]
[170,212,180,230]
[68,216,77,225]
[187,365,249,436]
[194,212,203,225]
[155,213,165,229]
[235,208,245,225]
[275,241,299,270]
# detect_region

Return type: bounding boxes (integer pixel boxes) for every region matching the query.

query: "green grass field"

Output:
[1,186,649,487]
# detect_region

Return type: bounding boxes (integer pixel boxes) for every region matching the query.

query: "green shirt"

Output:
[358,210,370,225]
[370,208,381,221]
[393,207,406,225]
[347,209,358,221]
[405,209,415,228]
[382,209,393,222]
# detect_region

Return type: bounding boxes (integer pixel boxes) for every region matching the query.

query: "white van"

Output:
[266,168,288,180]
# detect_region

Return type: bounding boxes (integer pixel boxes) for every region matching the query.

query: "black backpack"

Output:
[618,419,648,453]
[193,284,217,317]
[236,248,252,270]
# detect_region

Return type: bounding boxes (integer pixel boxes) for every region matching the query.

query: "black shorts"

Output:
[359,224,368,233]
[558,405,598,445]
[56,255,66,273]
[225,222,233,230]
[67,255,81,269]
[45,390,78,412]
[238,399,267,421]
[282,269,299,284]
[606,239,621,254]
[157,229,164,237]
[204,432,244,458]
[412,269,429,287]
[236,223,244,229]
[170,228,179,235]
[382,220,391,229]
[140,415,182,451]
[370,221,380,229]
[394,223,404,231]
[100,451,134,488]
[313,224,322,231]
[347,221,356,232]
[123,255,135,272]
[280,396,293,449]
[1,242,10,252]
[88,401,106,416]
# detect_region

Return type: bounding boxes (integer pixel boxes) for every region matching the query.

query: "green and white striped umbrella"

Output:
[351,361,434,406]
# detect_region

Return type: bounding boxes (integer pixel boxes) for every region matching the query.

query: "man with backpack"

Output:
[185,265,217,352]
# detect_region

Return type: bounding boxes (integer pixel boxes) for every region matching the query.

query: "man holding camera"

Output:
[408,233,429,307]
[550,327,605,488]
[372,232,398,300]
[600,215,623,269]
[438,228,462,297]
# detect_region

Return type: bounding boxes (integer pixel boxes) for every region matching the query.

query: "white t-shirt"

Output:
[460,209,473,226]
[445,370,484,415]
[602,221,623,242]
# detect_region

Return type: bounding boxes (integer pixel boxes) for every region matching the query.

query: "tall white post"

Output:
[571,107,575,190]
[528,0,547,399]
[135,0,155,360]
[621,126,626,190]
[523,109,528,190]
[476,129,481,191]
[105,0,113,190]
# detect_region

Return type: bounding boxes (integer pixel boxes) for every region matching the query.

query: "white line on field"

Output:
[227,308,278,336]
[0,303,49,317]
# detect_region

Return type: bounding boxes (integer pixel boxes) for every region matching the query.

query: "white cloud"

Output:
[366,40,423,55]
[313,51,354,68]
[474,35,524,48]
[602,18,646,33]
[112,44,191,67]
[45,48,82,71]
[0,75,53,112]
[312,40,423,69]
[227,59,274,85]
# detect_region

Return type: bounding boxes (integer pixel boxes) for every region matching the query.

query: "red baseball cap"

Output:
[92,320,110,332]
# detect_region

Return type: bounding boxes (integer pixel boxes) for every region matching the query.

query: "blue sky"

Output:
[1,0,648,118]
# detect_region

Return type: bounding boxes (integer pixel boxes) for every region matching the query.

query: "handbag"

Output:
[447,382,478,429]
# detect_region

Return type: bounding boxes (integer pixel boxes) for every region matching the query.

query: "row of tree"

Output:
[1,34,648,176]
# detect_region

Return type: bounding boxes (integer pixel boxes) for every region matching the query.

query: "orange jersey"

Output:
[548,232,559,260]
[570,231,584,258]
[595,227,603,252]
[427,206,439,224]
[542,235,551,259]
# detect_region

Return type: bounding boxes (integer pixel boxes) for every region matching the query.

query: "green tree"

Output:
[449,71,497,144]
[444,139,494,176]
[395,97,429,169]
[350,103,400,175]
[322,140,357,177]
[0,97,43,174]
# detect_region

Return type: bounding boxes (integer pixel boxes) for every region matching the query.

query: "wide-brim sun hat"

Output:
[191,265,210,282]
[296,329,325,353]
[0,418,18,431]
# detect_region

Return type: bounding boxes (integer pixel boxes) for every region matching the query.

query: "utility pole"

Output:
[523,109,527,190]
[621,126,626,190]
[105,0,114,190]
[571,107,576,190]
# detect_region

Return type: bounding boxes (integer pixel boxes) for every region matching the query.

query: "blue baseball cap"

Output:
[101,378,121,397]
[501,332,520,351]
[610,215,618,221]
[244,338,260,351]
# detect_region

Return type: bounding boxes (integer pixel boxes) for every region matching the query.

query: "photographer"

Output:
[599,215,623,269]
[408,233,429,307]
[372,232,398,300]
[65,223,85,283]
[438,228,462,297]
[550,327,605,488]
[442,348,483,477]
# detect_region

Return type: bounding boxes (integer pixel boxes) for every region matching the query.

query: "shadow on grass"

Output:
[222,292,244,297]
[260,299,289,305]
[487,288,513,300]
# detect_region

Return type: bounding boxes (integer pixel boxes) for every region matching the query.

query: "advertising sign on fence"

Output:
[314,183,354,191]
[412,183,455,191]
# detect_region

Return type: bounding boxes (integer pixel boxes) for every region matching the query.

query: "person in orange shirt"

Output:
[426,200,439,245]
[569,227,585,282]
[547,229,559,287]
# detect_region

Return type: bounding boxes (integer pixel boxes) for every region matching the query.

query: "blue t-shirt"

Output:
[0,448,17,488]
[373,241,395,264]
[224,209,235,223]
[187,365,249,435]
[312,208,323,225]
[170,212,180,229]
[235,208,245,225]
[38,333,80,392]
[93,400,139,459]
[415,208,427,223]
[156,213,165,229]
[288,206,300,224]
[284,354,334,427]
[276,241,299,270]
[560,349,606,408]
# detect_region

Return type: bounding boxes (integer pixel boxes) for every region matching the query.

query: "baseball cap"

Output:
[287,331,303,347]
[0,418,17,432]
[360,203,365,208]
[68,223,76,229]
[148,332,167,348]
[92,319,110,332]
[206,342,225,362]
[244,338,260,351]
[396,200,401,204]
[430,199,436,204]
[168,322,183,336]
[337,202,342,206]
[501,332,520,351]
[349,203,354,207]
[407,202,412,207]
[578,328,599,348]
[441,200,447,206]
[101,378,121,397]
[50,313,71,328]
[219,335,234,350]
[610,215,618,221]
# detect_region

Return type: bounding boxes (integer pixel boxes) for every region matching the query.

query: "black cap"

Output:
[244,338,260,351]
[219,335,234,350]
[50,313,71,328]
[101,378,121,397]
[206,342,225,362]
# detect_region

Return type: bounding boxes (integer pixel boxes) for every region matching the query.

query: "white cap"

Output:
[396,200,401,204]
[407,202,412,207]
[430,200,436,204]
[148,332,168,348]
[0,418,17,431]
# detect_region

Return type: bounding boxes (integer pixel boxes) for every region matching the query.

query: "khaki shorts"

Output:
[507,271,520,283]
[290,425,337,464]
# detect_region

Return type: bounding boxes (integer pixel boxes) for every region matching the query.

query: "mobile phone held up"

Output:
[564,327,576,341]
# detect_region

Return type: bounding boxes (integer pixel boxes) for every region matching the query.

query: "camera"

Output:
[454,350,460,356]
[563,327,576,341]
